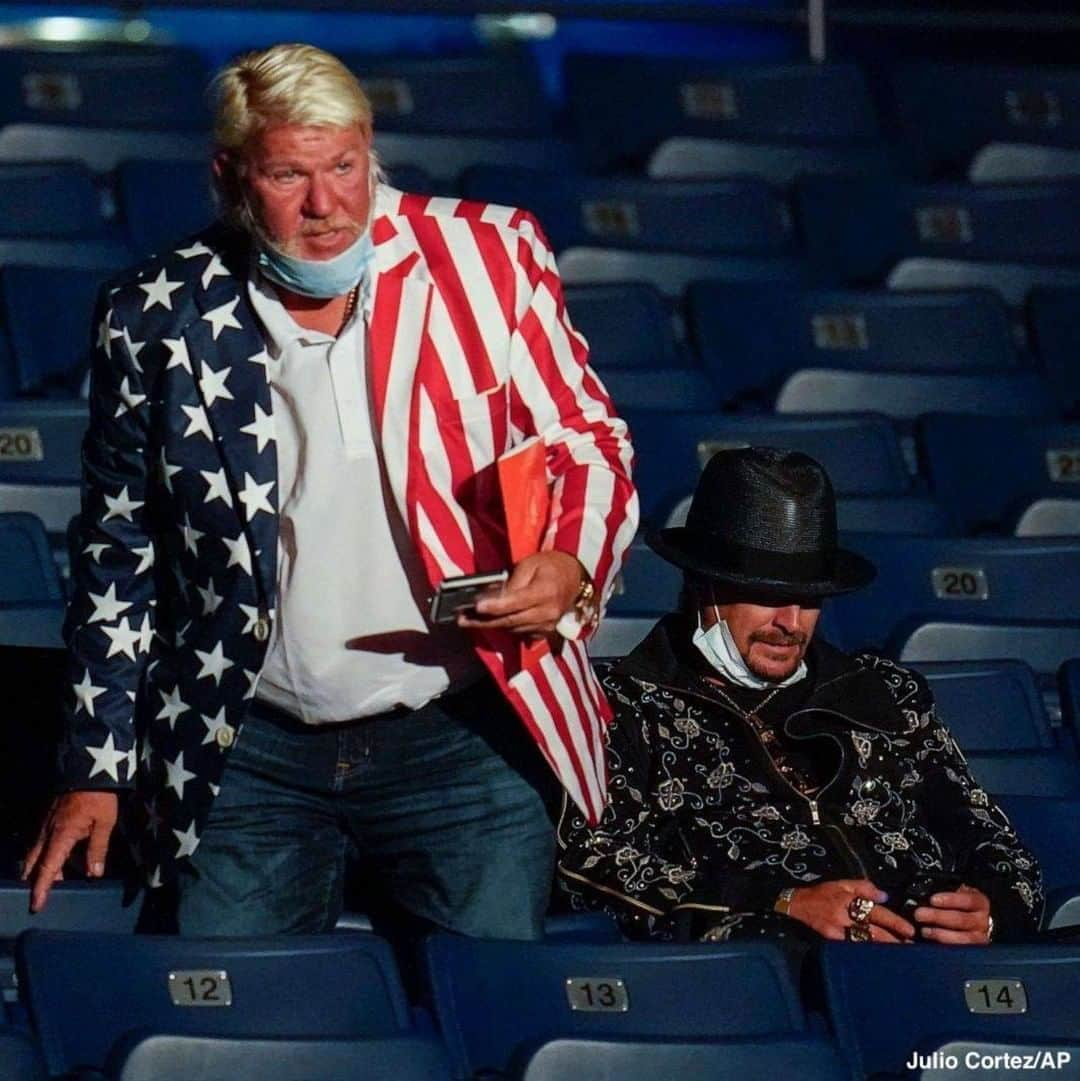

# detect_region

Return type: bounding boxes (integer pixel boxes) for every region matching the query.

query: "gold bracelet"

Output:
[774,887,796,917]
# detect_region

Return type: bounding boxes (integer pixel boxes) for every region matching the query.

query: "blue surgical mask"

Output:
[692,604,807,689]
[256,228,375,299]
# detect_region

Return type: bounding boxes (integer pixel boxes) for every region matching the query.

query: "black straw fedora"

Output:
[646,446,876,598]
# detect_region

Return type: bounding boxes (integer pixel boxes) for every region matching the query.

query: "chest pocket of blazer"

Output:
[431,384,508,428]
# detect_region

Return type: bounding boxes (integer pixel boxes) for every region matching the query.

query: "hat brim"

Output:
[646,525,877,599]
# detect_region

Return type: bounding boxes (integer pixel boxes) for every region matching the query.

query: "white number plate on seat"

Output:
[168,969,233,1007]
[932,566,989,600]
[1047,448,1080,482]
[964,979,1028,1014]
[565,977,629,1013]
[0,428,44,462]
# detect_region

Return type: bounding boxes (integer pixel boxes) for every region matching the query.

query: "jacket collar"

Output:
[613,614,903,733]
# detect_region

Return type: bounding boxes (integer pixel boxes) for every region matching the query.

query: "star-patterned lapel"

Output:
[179,245,280,606]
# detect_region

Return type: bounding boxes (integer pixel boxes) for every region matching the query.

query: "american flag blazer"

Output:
[59,186,639,886]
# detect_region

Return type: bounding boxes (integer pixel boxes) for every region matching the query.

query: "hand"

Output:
[913,883,992,944]
[787,879,916,943]
[457,551,585,637]
[21,791,119,913]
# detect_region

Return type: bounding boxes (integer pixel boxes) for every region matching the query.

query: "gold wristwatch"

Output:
[774,887,796,917]
[573,575,598,630]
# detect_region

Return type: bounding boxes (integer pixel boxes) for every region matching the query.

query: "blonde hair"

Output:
[210,43,383,234]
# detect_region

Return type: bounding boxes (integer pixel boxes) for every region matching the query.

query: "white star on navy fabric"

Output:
[238,604,261,635]
[138,269,184,312]
[198,361,234,407]
[101,616,141,661]
[203,297,242,340]
[176,240,212,260]
[181,403,213,442]
[137,613,154,655]
[164,751,196,799]
[83,541,110,563]
[200,707,231,746]
[243,669,260,700]
[222,533,252,575]
[195,642,234,685]
[87,583,132,624]
[73,670,106,717]
[181,513,204,556]
[114,376,146,418]
[132,543,155,575]
[86,733,128,782]
[163,337,192,374]
[172,820,201,859]
[160,449,182,493]
[125,747,137,781]
[103,486,143,523]
[156,686,189,731]
[98,310,122,357]
[201,254,229,291]
[238,473,274,520]
[120,327,146,370]
[197,579,223,616]
[199,467,233,507]
[240,403,276,453]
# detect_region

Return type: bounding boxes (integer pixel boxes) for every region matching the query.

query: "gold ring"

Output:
[846,924,872,943]
[847,897,875,924]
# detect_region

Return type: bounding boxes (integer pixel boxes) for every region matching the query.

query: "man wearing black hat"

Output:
[558,448,1043,945]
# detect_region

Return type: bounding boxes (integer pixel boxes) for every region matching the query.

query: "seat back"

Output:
[0,1027,45,1081]
[346,53,551,136]
[0,47,209,131]
[463,168,795,257]
[921,414,1080,533]
[116,159,216,257]
[997,795,1080,898]
[423,935,805,1078]
[0,514,61,604]
[0,403,87,485]
[888,258,1080,309]
[1030,287,1080,417]
[626,410,910,525]
[16,930,412,1076]
[915,660,1053,753]
[1,265,112,393]
[971,143,1080,184]
[963,751,1080,799]
[0,163,104,238]
[608,542,682,617]
[834,496,955,536]
[823,942,1080,1077]
[827,535,1080,651]
[601,369,719,412]
[689,283,1017,406]
[899,621,1080,679]
[566,56,878,170]
[565,284,680,370]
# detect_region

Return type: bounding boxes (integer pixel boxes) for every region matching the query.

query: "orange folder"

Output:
[497,438,551,670]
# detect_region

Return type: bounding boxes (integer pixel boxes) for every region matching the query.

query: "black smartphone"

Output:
[429,570,509,624]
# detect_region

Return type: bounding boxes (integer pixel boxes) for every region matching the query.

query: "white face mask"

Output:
[692,603,808,690]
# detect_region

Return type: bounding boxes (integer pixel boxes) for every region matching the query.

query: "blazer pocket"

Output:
[431,384,508,428]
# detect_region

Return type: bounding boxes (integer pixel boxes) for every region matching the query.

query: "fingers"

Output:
[458,604,558,634]
[868,924,908,944]
[29,834,80,913]
[919,926,987,945]
[913,905,984,932]
[86,822,111,879]
[21,828,50,882]
[845,879,890,904]
[929,889,985,912]
[869,904,916,941]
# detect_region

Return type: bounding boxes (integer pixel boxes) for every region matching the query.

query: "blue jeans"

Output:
[165,678,555,940]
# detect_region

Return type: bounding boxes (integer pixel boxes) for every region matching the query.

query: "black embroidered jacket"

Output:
[558,617,1043,942]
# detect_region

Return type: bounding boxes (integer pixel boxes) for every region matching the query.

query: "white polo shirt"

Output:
[248,271,481,724]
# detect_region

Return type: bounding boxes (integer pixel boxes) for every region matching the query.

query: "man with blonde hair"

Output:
[24,43,637,938]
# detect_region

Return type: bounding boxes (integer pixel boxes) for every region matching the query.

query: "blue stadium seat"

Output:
[383,163,436,197]
[108,1031,452,1081]
[607,542,682,618]
[600,369,720,412]
[890,63,1080,177]
[559,250,811,300]
[0,238,131,273]
[915,660,1055,754]
[0,604,63,648]
[0,125,208,173]
[16,930,412,1077]
[1013,499,1080,537]
[797,176,1080,284]
[116,159,216,257]
[589,617,656,659]
[565,56,878,171]
[649,136,894,185]
[920,415,1080,534]
[822,942,1080,1077]
[542,912,623,943]
[520,1036,853,1081]
[345,53,551,136]
[888,259,1080,310]
[998,795,1080,930]
[0,47,210,131]
[834,496,956,536]
[898,622,1080,680]
[0,163,106,239]
[0,1028,44,1081]
[565,284,681,370]
[423,934,805,1079]
[1030,287,1080,417]
[462,168,795,257]
[626,411,912,526]
[826,535,1080,658]
[776,370,1055,420]
[0,402,87,485]
[373,131,577,187]
[962,751,1080,799]
[1,265,114,394]
[688,283,1018,407]
[971,143,1080,184]
[0,514,62,604]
